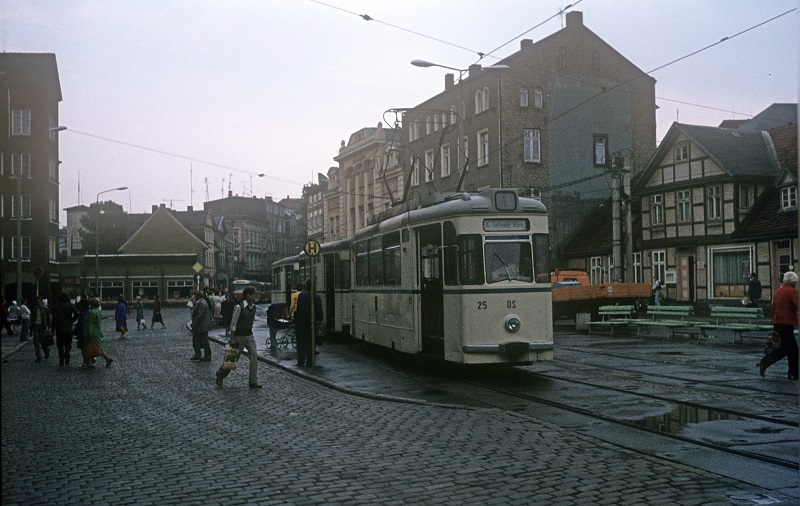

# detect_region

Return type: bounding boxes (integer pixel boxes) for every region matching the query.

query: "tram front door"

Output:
[418,225,444,357]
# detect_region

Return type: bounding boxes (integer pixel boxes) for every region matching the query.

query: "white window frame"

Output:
[411,158,419,187]
[450,105,457,125]
[519,87,528,107]
[676,189,691,223]
[739,184,753,209]
[523,129,541,163]
[632,252,642,283]
[12,110,31,136]
[534,87,543,108]
[12,153,31,178]
[49,236,58,262]
[440,144,451,178]
[781,186,797,210]
[652,250,666,287]
[707,185,722,220]
[477,129,489,167]
[482,87,489,111]
[433,114,440,132]
[49,159,58,181]
[426,117,432,135]
[590,256,604,284]
[49,197,58,222]
[593,135,607,167]
[11,194,31,218]
[674,143,689,161]
[650,194,663,226]
[424,150,434,183]
[11,236,31,260]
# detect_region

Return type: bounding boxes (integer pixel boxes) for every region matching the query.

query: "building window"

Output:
[633,252,642,283]
[440,144,451,177]
[558,48,566,68]
[519,87,528,107]
[707,185,722,220]
[781,186,797,210]
[12,110,31,136]
[411,158,419,186]
[475,90,482,114]
[523,129,541,163]
[12,153,31,178]
[739,185,753,209]
[49,197,58,222]
[593,134,607,166]
[709,246,752,297]
[590,256,604,284]
[450,105,457,125]
[651,194,663,225]
[426,117,432,135]
[49,159,58,181]
[652,250,666,287]
[477,129,489,167]
[409,120,419,141]
[522,187,542,200]
[49,236,58,262]
[424,150,434,182]
[11,236,31,259]
[674,143,689,161]
[433,114,440,132]
[49,117,57,142]
[11,194,31,218]
[592,50,600,71]
[534,87,543,108]
[676,190,691,222]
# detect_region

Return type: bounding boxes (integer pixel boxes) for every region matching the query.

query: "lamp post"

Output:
[411,60,509,188]
[95,186,127,299]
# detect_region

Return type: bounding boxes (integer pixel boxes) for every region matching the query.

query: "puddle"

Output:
[624,403,741,434]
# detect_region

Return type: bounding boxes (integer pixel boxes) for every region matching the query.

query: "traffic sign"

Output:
[194,274,203,285]
[192,262,203,273]
[31,265,44,278]
[304,240,321,257]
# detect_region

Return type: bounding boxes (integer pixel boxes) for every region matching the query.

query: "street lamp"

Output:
[95,186,127,300]
[411,60,509,188]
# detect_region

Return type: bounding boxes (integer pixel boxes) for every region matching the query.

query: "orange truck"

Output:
[550,270,651,319]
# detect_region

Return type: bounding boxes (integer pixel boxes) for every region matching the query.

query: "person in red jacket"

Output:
[758,270,799,380]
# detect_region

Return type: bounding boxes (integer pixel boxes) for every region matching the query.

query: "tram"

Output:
[273,189,553,365]
[231,279,270,302]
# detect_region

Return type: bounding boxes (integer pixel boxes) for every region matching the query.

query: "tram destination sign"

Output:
[483,219,529,232]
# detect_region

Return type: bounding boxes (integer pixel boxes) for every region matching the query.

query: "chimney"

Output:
[152,205,158,213]
[445,73,454,89]
[228,190,233,197]
[566,11,583,28]
[468,64,482,78]
[187,205,193,212]
[520,39,533,50]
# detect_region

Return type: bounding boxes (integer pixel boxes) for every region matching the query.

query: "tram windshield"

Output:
[485,236,533,284]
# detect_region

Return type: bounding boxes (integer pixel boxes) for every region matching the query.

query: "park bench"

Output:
[697,306,772,344]
[633,305,699,339]
[588,305,636,335]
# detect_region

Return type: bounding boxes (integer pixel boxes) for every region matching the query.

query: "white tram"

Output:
[273,189,553,365]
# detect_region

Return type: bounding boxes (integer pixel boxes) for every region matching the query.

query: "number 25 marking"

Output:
[477,301,487,310]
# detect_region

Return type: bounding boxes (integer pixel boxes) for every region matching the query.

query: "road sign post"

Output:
[304,240,321,366]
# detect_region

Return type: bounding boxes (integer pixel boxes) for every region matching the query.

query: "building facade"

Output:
[0,53,63,303]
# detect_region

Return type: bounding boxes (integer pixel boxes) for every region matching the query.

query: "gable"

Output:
[120,208,207,255]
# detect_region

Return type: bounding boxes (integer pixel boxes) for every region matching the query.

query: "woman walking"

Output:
[115,296,128,338]
[82,297,113,369]
[151,294,166,328]
[51,291,78,366]
[758,271,799,380]
[134,296,147,330]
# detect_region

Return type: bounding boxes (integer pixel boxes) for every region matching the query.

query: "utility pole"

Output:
[608,150,632,283]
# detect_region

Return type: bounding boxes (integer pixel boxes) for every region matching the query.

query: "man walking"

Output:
[216,286,261,388]
[294,278,323,368]
[747,272,762,307]
[190,290,212,362]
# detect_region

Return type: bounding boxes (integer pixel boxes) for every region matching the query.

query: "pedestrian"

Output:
[51,291,78,367]
[215,286,261,388]
[651,276,662,306]
[190,290,212,362]
[151,293,166,328]
[134,296,147,330]
[82,297,114,369]
[115,296,128,338]
[73,295,90,366]
[757,271,799,380]
[213,290,223,326]
[294,278,323,368]
[289,282,303,319]
[8,299,21,334]
[18,299,31,342]
[747,272,762,308]
[221,291,235,335]
[265,300,279,351]
[30,297,51,363]
[0,297,12,336]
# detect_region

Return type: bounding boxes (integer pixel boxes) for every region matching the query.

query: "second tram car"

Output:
[231,279,270,302]
[272,189,553,365]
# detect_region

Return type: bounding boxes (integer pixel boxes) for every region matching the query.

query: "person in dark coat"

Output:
[151,294,165,328]
[190,290,212,361]
[294,278,323,367]
[51,291,78,366]
[30,297,51,363]
[115,296,128,338]
[221,290,235,336]
[747,272,762,307]
[758,271,799,380]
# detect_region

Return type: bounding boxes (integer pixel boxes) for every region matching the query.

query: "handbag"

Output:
[763,331,781,355]
[221,343,240,370]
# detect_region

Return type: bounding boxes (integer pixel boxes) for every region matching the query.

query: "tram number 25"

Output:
[477,300,516,309]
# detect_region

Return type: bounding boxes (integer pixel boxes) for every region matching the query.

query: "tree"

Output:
[79,201,128,255]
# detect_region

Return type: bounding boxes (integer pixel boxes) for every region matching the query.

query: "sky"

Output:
[1,0,797,224]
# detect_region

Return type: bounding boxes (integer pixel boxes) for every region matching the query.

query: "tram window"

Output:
[444,222,459,285]
[337,257,351,289]
[384,232,401,285]
[355,241,369,286]
[533,233,551,283]
[485,239,533,284]
[458,234,485,285]
[369,237,384,285]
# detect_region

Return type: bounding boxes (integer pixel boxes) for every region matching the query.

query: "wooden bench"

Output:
[588,305,636,335]
[633,305,699,339]
[697,306,772,344]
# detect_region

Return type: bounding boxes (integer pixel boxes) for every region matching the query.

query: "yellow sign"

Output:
[192,262,203,273]
[304,240,321,257]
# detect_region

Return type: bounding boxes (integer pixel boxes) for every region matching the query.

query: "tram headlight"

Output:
[504,315,521,333]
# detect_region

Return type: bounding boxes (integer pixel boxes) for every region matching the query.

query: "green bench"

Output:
[588,305,636,335]
[698,306,772,344]
[633,305,699,339]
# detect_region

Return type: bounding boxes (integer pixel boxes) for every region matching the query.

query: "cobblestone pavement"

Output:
[2,309,797,505]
